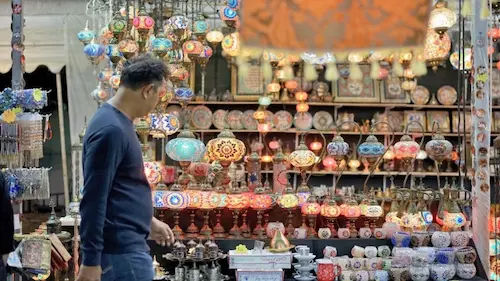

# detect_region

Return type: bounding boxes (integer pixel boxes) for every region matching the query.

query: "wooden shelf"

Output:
[254,170,460,177]
[169,101,480,110]
[182,129,498,137]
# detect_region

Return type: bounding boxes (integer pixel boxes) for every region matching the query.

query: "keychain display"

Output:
[5,167,51,200]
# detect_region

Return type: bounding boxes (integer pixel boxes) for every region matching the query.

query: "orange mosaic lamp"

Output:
[301,195,321,238]
[250,184,273,239]
[321,195,341,237]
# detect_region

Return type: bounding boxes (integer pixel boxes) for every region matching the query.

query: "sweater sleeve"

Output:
[0,172,14,255]
[80,125,124,266]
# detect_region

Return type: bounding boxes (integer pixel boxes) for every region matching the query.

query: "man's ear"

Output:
[141,83,155,99]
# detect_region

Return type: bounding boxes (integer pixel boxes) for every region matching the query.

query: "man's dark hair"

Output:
[120,55,168,90]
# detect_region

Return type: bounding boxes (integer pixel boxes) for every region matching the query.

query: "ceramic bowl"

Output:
[338,228,351,239]
[432,231,451,248]
[456,263,477,279]
[410,265,430,281]
[411,252,430,267]
[374,270,389,281]
[455,246,477,264]
[411,231,431,247]
[392,255,412,268]
[392,231,411,247]
[450,231,471,247]
[390,266,410,281]
[415,247,436,264]
[436,248,455,264]
[352,246,365,258]
[365,246,378,259]
[352,270,370,281]
[359,227,372,239]
[351,258,365,270]
[366,258,381,271]
[430,264,455,281]
[377,245,391,258]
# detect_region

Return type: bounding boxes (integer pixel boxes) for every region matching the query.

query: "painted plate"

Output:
[264,110,274,127]
[191,105,212,129]
[227,110,244,130]
[165,104,182,127]
[437,85,457,105]
[313,111,334,131]
[242,110,258,130]
[411,85,430,105]
[273,110,293,130]
[294,112,313,131]
[212,109,228,130]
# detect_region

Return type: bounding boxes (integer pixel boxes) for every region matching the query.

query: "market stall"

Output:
[4,0,499,280]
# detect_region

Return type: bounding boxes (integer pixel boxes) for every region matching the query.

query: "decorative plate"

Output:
[437,85,457,105]
[191,105,212,129]
[294,112,313,130]
[411,85,430,105]
[212,109,228,130]
[264,110,274,127]
[273,110,293,130]
[227,110,244,130]
[313,111,334,131]
[242,110,258,130]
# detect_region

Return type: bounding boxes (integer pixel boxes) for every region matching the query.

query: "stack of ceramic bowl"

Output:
[390,231,412,281]
[450,231,476,280]
[293,245,316,281]
[429,231,455,281]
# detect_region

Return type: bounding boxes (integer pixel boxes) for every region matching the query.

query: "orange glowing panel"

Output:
[240,0,431,51]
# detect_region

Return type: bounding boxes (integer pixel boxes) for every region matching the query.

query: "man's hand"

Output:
[150,217,175,246]
[75,265,102,281]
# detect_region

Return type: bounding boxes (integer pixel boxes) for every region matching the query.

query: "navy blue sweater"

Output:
[80,103,152,266]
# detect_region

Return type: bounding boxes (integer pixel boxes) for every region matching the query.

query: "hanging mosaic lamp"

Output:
[105,38,123,64]
[428,0,457,37]
[193,15,208,40]
[220,7,239,28]
[149,113,180,137]
[77,27,95,45]
[394,134,420,165]
[449,48,472,71]
[108,12,127,39]
[424,28,451,71]
[222,32,240,57]
[174,87,194,103]
[206,30,224,47]
[118,37,139,59]
[152,33,173,58]
[91,83,109,105]
[168,12,190,39]
[83,40,105,65]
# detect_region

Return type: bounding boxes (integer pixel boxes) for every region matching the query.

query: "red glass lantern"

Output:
[321,197,341,236]
[269,140,281,150]
[250,190,273,239]
[227,193,250,238]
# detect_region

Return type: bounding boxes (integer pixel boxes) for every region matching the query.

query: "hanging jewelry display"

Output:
[0,122,20,168]
[17,112,44,167]
[5,167,51,200]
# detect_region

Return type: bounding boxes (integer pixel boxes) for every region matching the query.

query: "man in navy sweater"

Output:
[77,55,174,281]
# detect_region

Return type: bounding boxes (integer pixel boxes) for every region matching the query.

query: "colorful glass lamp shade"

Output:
[108,13,127,38]
[77,27,95,45]
[425,133,453,164]
[83,41,105,65]
[321,196,341,236]
[424,28,451,71]
[206,30,224,47]
[149,113,179,138]
[144,161,162,187]
[207,130,246,165]
[222,32,240,57]
[428,0,456,36]
[166,130,206,188]
[198,190,220,238]
[152,34,173,58]
[193,15,208,40]
[105,39,123,64]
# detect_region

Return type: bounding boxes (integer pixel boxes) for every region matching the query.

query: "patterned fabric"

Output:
[240,0,431,50]
[21,239,51,270]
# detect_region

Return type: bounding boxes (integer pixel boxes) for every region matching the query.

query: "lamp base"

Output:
[326,218,337,238]
[212,209,226,238]
[186,210,199,238]
[307,215,317,238]
[228,210,241,239]
[199,210,212,238]
[253,210,266,240]
[240,211,251,238]
[347,219,358,238]
[172,211,184,240]
[286,209,295,239]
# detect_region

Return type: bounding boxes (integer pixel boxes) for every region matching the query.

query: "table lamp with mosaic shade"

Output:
[277,171,300,238]
[323,121,362,237]
[357,121,395,237]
